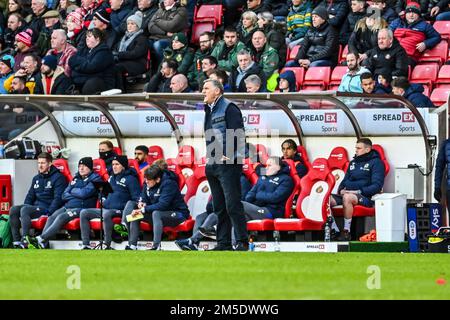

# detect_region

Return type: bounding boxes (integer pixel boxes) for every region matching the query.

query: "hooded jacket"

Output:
[245,162,294,219]
[24,165,68,215]
[279,70,297,92]
[338,150,385,198]
[103,168,141,210]
[140,171,189,218]
[403,83,435,108]
[337,66,370,93]
[62,171,103,209]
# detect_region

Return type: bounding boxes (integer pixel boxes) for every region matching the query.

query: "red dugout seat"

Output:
[302,67,331,90]
[147,145,164,165]
[247,159,302,232]
[242,158,259,185]
[329,66,347,91]
[128,158,144,186]
[184,157,210,220]
[327,146,349,194]
[52,159,73,182]
[297,145,312,171]
[113,147,122,155]
[274,158,335,232]
[0,175,12,215]
[166,158,186,191]
[410,64,439,92]
[430,88,450,106]
[93,158,109,181]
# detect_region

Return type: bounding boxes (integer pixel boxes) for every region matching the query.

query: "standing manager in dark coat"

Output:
[202,79,249,251]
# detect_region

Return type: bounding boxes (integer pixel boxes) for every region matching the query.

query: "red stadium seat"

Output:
[128,158,144,186]
[287,45,301,63]
[113,147,122,155]
[147,145,164,165]
[436,65,450,88]
[166,158,186,191]
[0,175,12,215]
[418,40,448,66]
[242,158,259,185]
[176,145,195,169]
[297,145,312,171]
[280,67,304,90]
[93,159,109,181]
[432,21,450,40]
[194,4,223,26]
[191,21,215,45]
[184,158,210,219]
[255,144,269,166]
[339,45,348,65]
[410,64,439,92]
[302,67,331,90]
[372,144,389,176]
[329,66,348,91]
[52,159,73,182]
[327,146,349,194]
[274,158,335,232]
[430,88,450,106]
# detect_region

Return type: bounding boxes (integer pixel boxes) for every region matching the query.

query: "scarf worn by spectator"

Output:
[118,29,143,52]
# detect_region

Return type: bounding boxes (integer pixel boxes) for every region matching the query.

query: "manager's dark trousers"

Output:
[205,163,248,247]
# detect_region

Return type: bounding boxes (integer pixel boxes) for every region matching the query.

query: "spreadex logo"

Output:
[173,114,185,125]
[297,113,337,123]
[306,244,325,250]
[372,112,415,122]
[243,114,260,125]
[73,115,109,124]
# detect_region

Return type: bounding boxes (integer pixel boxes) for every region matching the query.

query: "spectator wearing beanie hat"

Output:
[286,5,339,68]
[0,55,16,94]
[13,29,40,72]
[114,11,149,91]
[389,1,441,66]
[90,7,119,50]
[79,153,141,250]
[66,10,86,48]
[34,54,73,95]
[160,32,194,74]
[26,156,103,250]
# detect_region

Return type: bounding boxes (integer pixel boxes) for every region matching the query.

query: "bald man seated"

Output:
[170,74,192,93]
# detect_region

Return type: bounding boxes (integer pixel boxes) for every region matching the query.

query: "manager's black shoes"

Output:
[234,242,249,251]
[207,245,233,251]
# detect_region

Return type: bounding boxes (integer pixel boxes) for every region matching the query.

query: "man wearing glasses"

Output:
[134,145,149,170]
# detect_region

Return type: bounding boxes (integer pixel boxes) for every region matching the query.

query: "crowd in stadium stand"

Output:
[0,0,448,105]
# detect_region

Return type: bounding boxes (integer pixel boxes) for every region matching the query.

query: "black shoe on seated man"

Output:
[337,229,351,241]
[199,226,216,240]
[330,229,340,241]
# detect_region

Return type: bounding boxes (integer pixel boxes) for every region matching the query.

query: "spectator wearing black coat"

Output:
[110,0,133,36]
[237,11,258,49]
[2,13,25,51]
[34,55,73,94]
[392,77,434,108]
[229,49,266,92]
[316,0,349,30]
[287,6,339,68]
[144,58,177,92]
[78,7,118,50]
[362,28,408,80]
[339,0,367,45]
[69,28,116,94]
[128,0,159,36]
[430,0,450,21]
[244,0,271,16]
[370,0,398,23]
[114,11,149,90]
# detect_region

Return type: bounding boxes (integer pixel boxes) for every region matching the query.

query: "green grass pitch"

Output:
[0,250,449,299]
